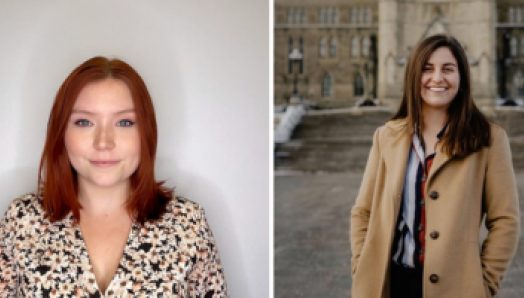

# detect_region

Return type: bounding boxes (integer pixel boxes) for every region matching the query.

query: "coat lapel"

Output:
[383,119,412,215]
[427,142,452,183]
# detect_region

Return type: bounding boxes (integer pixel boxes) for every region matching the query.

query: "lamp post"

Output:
[289,48,303,97]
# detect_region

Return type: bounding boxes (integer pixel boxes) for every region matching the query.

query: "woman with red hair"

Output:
[0,57,229,297]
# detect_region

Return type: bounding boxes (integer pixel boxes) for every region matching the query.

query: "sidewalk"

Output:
[274,171,524,298]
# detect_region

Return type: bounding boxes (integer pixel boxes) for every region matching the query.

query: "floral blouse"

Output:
[0,192,229,297]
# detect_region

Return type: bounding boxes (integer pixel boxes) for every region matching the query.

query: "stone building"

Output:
[274,0,524,109]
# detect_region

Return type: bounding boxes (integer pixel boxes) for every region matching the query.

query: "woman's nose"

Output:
[432,70,444,83]
[93,126,115,150]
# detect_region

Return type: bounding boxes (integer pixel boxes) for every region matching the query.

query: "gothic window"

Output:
[364,8,371,23]
[356,8,361,23]
[517,7,522,23]
[509,7,515,23]
[319,8,324,23]
[354,73,364,96]
[351,36,360,57]
[299,37,304,73]
[319,37,327,57]
[322,73,333,97]
[350,8,356,24]
[287,8,293,23]
[294,8,300,23]
[301,8,307,23]
[511,36,518,57]
[289,37,294,73]
[362,36,370,57]
[326,8,332,23]
[333,8,339,23]
[330,37,337,57]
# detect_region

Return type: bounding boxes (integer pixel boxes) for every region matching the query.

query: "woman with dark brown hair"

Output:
[350,34,519,298]
[0,57,229,297]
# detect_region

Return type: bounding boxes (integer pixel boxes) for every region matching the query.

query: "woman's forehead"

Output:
[426,47,458,65]
[73,79,135,112]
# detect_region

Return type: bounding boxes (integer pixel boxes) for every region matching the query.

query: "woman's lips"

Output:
[427,87,448,92]
[90,161,119,167]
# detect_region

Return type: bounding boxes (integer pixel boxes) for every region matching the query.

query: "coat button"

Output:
[430,231,439,239]
[430,274,439,283]
[429,191,439,200]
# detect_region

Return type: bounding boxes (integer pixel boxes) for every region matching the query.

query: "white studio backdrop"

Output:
[0,1,269,297]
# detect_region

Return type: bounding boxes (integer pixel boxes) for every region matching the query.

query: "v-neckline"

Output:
[74,219,137,296]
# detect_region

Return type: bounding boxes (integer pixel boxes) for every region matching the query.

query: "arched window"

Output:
[517,7,522,23]
[289,37,294,73]
[509,7,515,23]
[361,36,370,57]
[333,8,339,23]
[350,8,357,24]
[364,8,371,23]
[511,36,518,57]
[322,73,333,97]
[319,8,324,23]
[356,8,361,23]
[351,36,360,57]
[319,37,327,57]
[326,8,332,23]
[299,37,304,73]
[330,37,337,57]
[287,8,293,23]
[301,8,307,23]
[354,73,364,96]
[294,8,300,23]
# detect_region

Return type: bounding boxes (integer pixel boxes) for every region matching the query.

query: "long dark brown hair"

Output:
[38,56,174,225]
[390,34,492,157]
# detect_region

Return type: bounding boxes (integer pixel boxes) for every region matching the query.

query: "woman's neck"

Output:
[421,105,448,136]
[77,180,130,218]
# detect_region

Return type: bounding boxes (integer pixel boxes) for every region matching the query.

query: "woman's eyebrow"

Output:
[425,62,457,67]
[71,108,135,115]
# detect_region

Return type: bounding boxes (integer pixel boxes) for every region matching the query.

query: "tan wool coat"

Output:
[350,118,520,298]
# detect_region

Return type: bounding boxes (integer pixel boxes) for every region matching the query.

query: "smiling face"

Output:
[420,46,461,110]
[64,79,140,191]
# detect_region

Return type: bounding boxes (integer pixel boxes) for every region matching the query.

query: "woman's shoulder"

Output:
[0,192,44,240]
[488,121,507,137]
[383,118,409,132]
[163,196,206,221]
[2,192,43,220]
[370,118,409,142]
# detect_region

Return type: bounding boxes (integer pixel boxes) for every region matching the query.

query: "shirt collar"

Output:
[413,121,450,156]
[414,120,450,140]
[436,121,450,139]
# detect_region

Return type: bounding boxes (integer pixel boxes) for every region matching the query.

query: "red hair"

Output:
[38,56,174,224]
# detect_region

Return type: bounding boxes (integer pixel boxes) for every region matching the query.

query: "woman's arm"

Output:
[0,202,18,297]
[188,206,229,298]
[350,127,382,276]
[481,127,520,296]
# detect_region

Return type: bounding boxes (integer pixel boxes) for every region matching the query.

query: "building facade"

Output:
[275,0,524,109]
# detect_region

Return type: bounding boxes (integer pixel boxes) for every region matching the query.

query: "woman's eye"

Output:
[74,119,91,126]
[118,119,135,127]
[423,67,432,71]
[444,68,453,72]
